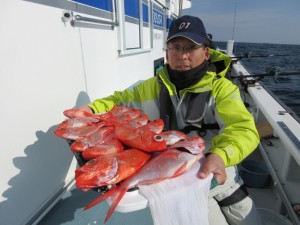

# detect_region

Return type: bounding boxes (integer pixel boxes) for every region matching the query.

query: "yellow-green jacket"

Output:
[88,49,259,167]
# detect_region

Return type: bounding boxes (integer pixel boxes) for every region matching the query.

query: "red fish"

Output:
[54,123,100,140]
[75,149,151,191]
[139,118,164,134]
[169,136,205,155]
[107,106,132,118]
[63,106,132,121]
[125,114,148,128]
[114,119,167,152]
[82,138,124,160]
[110,108,141,123]
[63,108,111,121]
[84,149,203,223]
[70,126,115,152]
[159,130,188,145]
[57,117,99,129]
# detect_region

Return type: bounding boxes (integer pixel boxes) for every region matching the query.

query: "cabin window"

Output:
[118,0,153,55]
[124,0,142,49]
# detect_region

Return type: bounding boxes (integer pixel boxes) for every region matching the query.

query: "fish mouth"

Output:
[153,135,186,145]
[167,138,185,146]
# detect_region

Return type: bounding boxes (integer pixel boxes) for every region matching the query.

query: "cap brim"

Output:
[166,32,206,45]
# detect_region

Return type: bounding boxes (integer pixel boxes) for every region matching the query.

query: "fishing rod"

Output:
[231,52,296,61]
[231,66,300,84]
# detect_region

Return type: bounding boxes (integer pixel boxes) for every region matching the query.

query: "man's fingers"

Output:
[198,170,209,179]
[198,153,227,184]
[198,162,211,179]
[213,173,226,185]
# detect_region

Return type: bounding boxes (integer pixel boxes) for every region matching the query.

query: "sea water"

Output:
[216,41,300,118]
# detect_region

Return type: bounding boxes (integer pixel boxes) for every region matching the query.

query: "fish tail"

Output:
[83,188,117,211]
[84,187,116,211]
[104,188,127,223]
[84,186,128,223]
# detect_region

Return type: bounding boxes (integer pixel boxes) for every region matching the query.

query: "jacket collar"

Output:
[157,49,231,96]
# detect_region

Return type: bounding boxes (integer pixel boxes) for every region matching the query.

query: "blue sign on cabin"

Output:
[153,9,163,27]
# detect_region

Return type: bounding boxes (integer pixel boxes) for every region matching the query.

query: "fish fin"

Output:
[104,188,127,223]
[84,188,116,211]
[173,163,188,177]
[84,186,128,223]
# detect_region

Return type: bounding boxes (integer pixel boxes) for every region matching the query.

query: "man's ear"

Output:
[204,47,210,60]
[166,50,169,61]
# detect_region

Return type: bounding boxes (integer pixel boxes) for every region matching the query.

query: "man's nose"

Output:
[178,51,189,59]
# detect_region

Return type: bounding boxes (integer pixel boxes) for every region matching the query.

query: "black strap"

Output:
[180,123,220,137]
[157,76,173,131]
[216,185,249,207]
[181,123,219,133]
[157,73,220,133]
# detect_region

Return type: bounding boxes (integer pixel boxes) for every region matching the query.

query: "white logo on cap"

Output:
[179,22,191,29]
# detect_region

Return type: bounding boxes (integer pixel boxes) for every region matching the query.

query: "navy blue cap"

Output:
[166,15,208,45]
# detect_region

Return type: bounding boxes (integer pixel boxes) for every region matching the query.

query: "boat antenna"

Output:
[232,0,238,40]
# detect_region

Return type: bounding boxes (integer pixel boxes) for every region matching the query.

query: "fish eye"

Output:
[153,135,163,142]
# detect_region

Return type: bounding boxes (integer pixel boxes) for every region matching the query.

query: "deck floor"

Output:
[38,148,294,225]
[37,186,153,225]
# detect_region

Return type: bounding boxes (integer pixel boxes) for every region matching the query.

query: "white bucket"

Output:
[258,208,293,225]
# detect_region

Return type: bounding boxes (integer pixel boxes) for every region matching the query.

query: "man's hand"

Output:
[198,153,227,185]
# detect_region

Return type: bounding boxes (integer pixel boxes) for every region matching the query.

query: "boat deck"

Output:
[37,186,153,225]
[37,149,284,225]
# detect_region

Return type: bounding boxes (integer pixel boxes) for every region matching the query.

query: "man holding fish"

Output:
[77,15,261,225]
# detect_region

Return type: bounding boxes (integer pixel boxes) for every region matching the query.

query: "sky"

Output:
[183,0,300,45]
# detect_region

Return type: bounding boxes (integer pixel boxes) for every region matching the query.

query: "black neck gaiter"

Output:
[168,61,209,92]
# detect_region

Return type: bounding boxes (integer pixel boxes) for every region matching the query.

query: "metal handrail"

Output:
[154,0,169,10]
[73,15,119,27]
[68,0,118,28]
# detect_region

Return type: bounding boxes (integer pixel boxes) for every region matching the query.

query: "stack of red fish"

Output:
[54,106,205,223]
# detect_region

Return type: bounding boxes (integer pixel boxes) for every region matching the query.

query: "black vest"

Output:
[158,76,220,135]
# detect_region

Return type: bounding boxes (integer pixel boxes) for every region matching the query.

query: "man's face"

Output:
[166,37,209,71]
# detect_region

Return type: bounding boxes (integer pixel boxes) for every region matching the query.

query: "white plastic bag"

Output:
[139,162,212,225]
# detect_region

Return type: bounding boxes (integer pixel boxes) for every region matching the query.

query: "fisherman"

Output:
[77,15,262,225]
